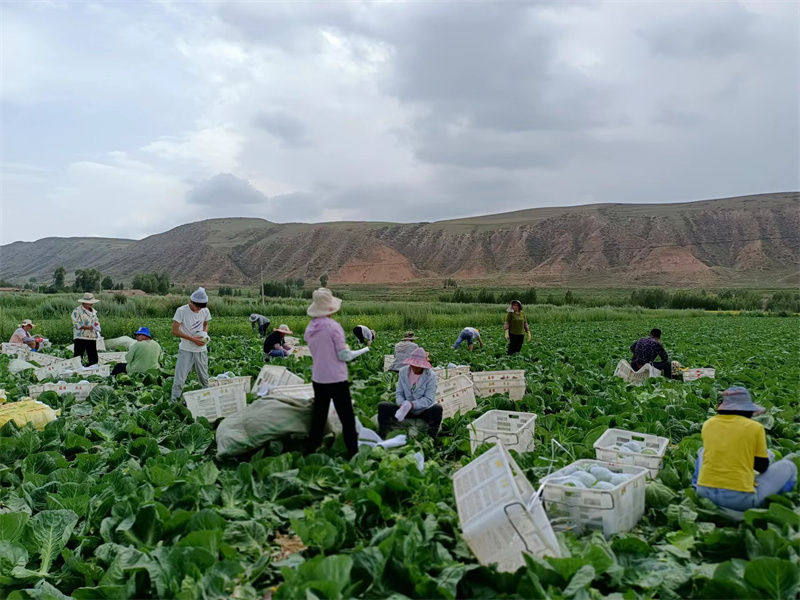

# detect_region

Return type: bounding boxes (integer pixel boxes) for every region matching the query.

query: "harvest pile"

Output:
[0,316,798,599]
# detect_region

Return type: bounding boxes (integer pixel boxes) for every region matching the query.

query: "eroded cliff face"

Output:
[1,193,797,286]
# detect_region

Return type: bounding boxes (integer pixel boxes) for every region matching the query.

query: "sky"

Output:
[1,0,797,244]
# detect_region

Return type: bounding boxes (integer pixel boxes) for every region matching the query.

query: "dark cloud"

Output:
[186,173,268,206]
[253,111,309,147]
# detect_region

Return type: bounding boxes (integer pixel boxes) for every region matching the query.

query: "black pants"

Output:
[309,381,359,458]
[377,401,444,438]
[632,359,672,379]
[259,323,268,336]
[111,363,127,376]
[508,334,524,355]
[352,327,366,345]
[73,339,98,366]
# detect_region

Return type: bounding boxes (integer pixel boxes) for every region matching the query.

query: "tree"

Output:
[320,274,329,287]
[29,277,37,283]
[53,267,66,290]
[101,276,114,290]
[74,269,102,293]
[131,272,170,295]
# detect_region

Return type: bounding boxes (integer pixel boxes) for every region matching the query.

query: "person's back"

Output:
[699,415,766,493]
[390,340,419,371]
[126,339,162,373]
[630,328,670,377]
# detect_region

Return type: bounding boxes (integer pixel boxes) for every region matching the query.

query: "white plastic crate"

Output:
[64,365,112,378]
[251,365,304,394]
[614,360,661,385]
[469,410,537,454]
[593,428,670,479]
[209,375,252,396]
[16,351,64,367]
[34,357,84,381]
[435,375,477,420]
[541,459,648,537]
[453,443,561,572]
[1,343,30,356]
[292,346,312,359]
[28,382,98,400]
[433,365,472,380]
[284,336,300,347]
[682,368,716,382]
[98,352,127,365]
[383,355,394,371]
[472,370,526,401]
[184,385,246,421]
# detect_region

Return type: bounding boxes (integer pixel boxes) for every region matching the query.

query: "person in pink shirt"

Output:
[9,319,39,349]
[304,288,368,458]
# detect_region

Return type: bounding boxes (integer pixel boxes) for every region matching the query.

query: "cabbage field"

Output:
[0,315,798,599]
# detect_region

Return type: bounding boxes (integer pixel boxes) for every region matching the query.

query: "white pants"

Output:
[171,350,209,400]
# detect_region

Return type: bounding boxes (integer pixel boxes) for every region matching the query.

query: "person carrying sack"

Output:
[378,347,443,438]
[304,288,367,458]
[171,287,212,400]
[504,300,530,355]
[72,293,101,366]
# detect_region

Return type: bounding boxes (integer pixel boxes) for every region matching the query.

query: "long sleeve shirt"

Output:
[71,306,99,341]
[396,366,438,415]
[304,317,348,384]
[631,337,668,365]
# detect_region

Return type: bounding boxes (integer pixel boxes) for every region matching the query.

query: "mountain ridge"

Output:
[2,192,798,287]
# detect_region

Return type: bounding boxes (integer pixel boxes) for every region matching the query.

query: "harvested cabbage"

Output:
[560,478,587,489]
[590,466,614,482]
[572,471,597,487]
[641,448,658,456]
[621,441,643,453]
[593,481,616,490]
[609,473,630,486]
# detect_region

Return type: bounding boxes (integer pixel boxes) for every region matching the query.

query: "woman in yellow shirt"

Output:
[693,387,796,511]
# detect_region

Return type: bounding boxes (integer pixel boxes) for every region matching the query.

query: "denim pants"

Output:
[693,447,797,511]
[452,331,474,349]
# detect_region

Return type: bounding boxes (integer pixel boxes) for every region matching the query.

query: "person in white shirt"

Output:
[171,287,212,400]
[452,327,483,352]
[352,325,376,347]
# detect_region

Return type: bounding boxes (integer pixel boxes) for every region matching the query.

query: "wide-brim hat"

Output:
[507,300,523,312]
[275,324,293,335]
[19,319,35,328]
[79,293,100,304]
[402,331,417,341]
[403,347,431,369]
[719,386,764,413]
[134,327,152,338]
[307,288,342,318]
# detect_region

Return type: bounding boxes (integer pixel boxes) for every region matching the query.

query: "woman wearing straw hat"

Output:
[692,387,797,511]
[263,324,294,360]
[9,319,39,350]
[304,288,367,458]
[72,293,101,366]
[378,347,443,439]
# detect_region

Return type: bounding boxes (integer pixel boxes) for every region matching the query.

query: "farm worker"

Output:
[250,313,270,337]
[352,325,376,347]
[9,319,39,350]
[72,293,101,366]
[388,331,419,372]
[452,327,483,352]
[111,327,161,376]
[263,324,293,359]
[630,328,672,378]
[504,300,531,355]
[692,387,796,511]
[170,287,212,400]
[378,347,443,439]
[304,288,365,458]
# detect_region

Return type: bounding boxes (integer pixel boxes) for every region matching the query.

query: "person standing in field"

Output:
[9,319,39,350]
[352,325,376,347]
[630,328,672,378]
[250,313,270,337]
[378,347,443,439]
[304,288,363,458]
[263,324,294,359]
[388,331,419,371]
[111,327,161,376]
[171,288,212,400]
[452,327,483,352]
[72,293,101,366]
[504,300,531,355]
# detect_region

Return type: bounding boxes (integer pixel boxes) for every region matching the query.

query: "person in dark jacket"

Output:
[263,324,293,359]
[630,328,672,378]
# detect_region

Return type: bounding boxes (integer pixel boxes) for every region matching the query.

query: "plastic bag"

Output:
[9,359,36,373]
[0,399,57,430]
[104,336,136,350]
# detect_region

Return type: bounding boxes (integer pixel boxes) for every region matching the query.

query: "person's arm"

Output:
[478,336,484,348]
[125,344,138,364]
[172,319,204,345]
[73,310,93,331]
[396,371,408,405]
[754,428,769,474]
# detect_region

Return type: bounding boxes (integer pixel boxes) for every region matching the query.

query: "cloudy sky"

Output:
[1,0,797,243]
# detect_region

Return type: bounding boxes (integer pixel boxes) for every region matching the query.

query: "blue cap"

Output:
[719,386,763,413]
[134,327,152,338]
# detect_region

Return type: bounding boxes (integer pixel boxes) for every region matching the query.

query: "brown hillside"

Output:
[1,192,797,287]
